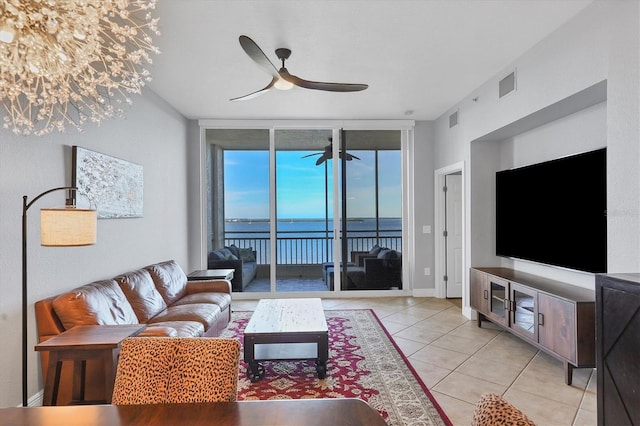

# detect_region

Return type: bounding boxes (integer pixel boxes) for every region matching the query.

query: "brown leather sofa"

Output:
[34,259,232,404]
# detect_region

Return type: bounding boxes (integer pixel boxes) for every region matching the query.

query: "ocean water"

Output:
[225,217,401,238]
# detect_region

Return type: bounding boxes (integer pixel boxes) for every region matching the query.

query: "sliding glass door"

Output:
[206,129,271,292]
[340,130,403,292]
[275,129,333,292]
[205,125,405,294]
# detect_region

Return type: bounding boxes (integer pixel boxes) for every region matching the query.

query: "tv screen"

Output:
[496,148,606,273]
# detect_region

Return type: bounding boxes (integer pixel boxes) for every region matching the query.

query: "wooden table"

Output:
[244,298,329,381]
[34,324,145,406]
[0,399,386,425]
[187,268,235,281]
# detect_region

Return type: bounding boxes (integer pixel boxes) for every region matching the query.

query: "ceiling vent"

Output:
[499,70,516,98]
[449,110,459,128]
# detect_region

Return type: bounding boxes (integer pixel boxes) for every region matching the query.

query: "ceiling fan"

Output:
[301,138,360,166]
[231,35,368,101]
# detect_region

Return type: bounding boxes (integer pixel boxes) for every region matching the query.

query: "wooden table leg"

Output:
[42,353,63,406]
[71,360,86,402]
[316,333,329,379]
[103,349,120,403]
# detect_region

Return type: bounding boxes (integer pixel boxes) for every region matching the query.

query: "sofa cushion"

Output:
[145,260,188,305]
[147,303,221,331]
[142,321,205,337]
[139,326,179,337]
[171,292,231,311]
[116,269,168,323]
[52,279,139,330]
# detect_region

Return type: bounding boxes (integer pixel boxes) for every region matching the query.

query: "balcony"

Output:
[223,230,401,292]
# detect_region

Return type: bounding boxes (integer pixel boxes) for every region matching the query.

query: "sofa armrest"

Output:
[363,258,387,275]
[350,251,368,264]
[207,258,243,270]
[186,279,232,295]
[355,253,378,267]
[207,258,244,291]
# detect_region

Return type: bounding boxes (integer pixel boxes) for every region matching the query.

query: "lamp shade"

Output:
[40,207,97,246]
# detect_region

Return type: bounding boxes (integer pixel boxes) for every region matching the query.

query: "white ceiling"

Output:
[148,0,594,122]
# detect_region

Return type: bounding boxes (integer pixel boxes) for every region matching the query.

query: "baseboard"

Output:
[411,288,437,297]
[26,390,43,407]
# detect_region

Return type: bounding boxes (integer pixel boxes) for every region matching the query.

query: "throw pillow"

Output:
[369,244,383,255]
[209,250,224,261]
[239,248,256,262]
[219,247,233,259]
[225,253,239,260]
[382,250,399,260]
[377,248,390,259]
[228,244,240,258]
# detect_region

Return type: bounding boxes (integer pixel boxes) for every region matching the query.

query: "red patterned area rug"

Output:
[220,309,452,426]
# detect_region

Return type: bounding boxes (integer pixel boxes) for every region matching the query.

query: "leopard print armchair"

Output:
[112,337,240,405]
[471,393,536,426]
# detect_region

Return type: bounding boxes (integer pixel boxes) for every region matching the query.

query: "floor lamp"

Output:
[22,186,97,407]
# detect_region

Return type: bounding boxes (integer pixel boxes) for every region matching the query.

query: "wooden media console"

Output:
[470,267,595,385]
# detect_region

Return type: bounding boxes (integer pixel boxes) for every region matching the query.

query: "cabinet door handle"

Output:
[503,299,509,311]
[538,313,544,326]
[483,289,488,300]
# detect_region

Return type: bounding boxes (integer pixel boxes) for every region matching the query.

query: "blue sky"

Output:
[224,150,401,219]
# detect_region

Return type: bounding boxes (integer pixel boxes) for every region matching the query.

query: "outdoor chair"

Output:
[112,337,240,405]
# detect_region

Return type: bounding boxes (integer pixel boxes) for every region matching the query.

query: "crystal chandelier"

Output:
[0,0,160,136]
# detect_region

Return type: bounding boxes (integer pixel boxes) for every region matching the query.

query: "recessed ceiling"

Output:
[148,0,594,122]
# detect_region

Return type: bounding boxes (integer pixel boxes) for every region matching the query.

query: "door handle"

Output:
[538,313,544,326]
[483,289,488,300]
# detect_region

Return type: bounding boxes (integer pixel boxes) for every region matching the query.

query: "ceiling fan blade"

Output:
[301,153,319,158]
[337,151,360,161]
[285,72,368,92]
[316,155,327,166]
[230,77,277,101]
[239,35,280,79]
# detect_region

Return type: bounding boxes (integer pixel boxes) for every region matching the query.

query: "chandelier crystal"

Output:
[0,0,160,136]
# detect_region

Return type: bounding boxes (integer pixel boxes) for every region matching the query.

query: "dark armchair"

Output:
[340,246,402,290]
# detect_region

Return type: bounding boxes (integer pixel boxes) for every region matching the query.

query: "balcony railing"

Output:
[224,230,401,265]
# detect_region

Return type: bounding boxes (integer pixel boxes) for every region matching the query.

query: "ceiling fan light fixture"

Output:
[231,36,367,101]
[274,78,294,90]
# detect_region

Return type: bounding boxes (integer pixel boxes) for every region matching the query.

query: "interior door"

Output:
[445,173,463,298]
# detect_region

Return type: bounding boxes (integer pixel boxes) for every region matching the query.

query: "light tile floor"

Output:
[232,296,596,426]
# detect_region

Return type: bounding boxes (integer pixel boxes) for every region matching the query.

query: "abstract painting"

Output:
[72,146,143,218]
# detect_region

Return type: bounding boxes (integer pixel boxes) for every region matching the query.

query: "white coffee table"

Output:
[243,298,329,381]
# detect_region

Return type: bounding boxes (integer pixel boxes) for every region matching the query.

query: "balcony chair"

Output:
[112,337,240,405]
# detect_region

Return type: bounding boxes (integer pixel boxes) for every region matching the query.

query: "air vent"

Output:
[499,70,516,98]
[449,110,458,128]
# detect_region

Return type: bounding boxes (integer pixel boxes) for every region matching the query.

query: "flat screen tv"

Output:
[496,148,606,273]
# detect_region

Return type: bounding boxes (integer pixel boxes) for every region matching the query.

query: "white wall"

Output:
[432,1,640,313]
[0,89,191,407]
[472,102,607,288]
[412,121,436,290]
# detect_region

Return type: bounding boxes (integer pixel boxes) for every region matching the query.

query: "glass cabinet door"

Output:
[486,276,509,327]
[510,283,538,340]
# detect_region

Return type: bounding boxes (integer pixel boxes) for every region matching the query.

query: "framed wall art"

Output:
[72,146,144,218]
